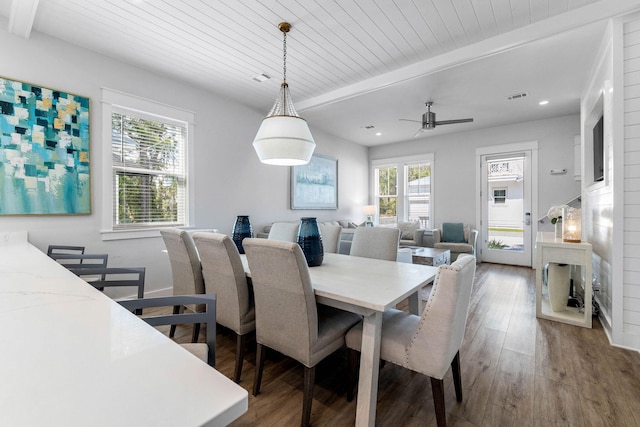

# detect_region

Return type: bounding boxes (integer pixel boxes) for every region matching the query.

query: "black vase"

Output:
[297,217,323,267]
[232,215,252,254]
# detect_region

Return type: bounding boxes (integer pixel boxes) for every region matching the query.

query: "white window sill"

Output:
[101,229,163,241]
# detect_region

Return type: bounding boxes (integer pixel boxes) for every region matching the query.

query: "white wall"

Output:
[0,25,368,295]
[369,115,581,234]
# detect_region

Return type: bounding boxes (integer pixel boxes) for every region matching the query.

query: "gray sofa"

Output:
[257,220,427,255]
[256,219,357,239]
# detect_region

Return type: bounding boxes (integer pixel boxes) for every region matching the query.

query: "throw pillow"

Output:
[397,221,420,240]
[442,222,466,243]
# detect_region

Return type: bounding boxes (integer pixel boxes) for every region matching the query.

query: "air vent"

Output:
[252,73,271,83]
[507,92,528,100]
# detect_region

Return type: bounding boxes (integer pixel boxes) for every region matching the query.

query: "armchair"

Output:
[396,221,426,247]
[433,223,478,261]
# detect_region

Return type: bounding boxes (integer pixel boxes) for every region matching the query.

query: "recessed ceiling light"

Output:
[252,73,271,83]
[539,100,549,105]
[376,132,382,136]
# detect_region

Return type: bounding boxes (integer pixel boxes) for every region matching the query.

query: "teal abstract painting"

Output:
[0,77,90,215]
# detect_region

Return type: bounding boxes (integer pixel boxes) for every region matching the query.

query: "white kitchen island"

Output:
[0,231,247,426]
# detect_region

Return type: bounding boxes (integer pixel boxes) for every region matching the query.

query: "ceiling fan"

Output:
[400,101,474,137]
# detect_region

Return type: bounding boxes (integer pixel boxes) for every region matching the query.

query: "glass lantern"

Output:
[562,207,581,243]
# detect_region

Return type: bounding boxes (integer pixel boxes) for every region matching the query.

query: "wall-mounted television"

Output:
[593,115,604,182]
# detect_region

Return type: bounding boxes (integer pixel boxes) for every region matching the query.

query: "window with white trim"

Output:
[101,89,194,239]
[111,110,186,229]
[372,154,433,228]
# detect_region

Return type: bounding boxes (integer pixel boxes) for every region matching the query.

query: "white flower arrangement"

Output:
[547,205,569,224]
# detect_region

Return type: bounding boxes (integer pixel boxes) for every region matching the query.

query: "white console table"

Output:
[535,232,592,328]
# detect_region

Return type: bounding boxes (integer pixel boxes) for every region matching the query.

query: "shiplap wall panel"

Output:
[624,256,640,271]
[624,205,640,217]
[624,16,640,333]
[625,70,640,87]
[626,111,640,125]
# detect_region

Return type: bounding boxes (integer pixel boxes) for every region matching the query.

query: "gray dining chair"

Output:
[49,252,110,283]
[349,226,401,261]
[47,245,85,258]
[192,232,256,383]
[318,223,341,253]
[243,238,361,427]
[71,266,146,314]
[267,222,299,242]
[119,294,217,367]
[160,228,206,342]
[345,254,477,427]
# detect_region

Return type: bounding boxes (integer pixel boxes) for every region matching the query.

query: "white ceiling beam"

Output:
[296,0,640,112]
[8,0,40,39]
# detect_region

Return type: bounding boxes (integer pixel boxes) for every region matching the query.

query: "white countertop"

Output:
[0,232,247,426]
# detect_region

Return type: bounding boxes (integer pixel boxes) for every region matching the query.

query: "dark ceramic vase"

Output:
[232,215,252,254]
[297,217,323,267]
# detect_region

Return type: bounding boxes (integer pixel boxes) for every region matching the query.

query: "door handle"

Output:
[525,212,531,226]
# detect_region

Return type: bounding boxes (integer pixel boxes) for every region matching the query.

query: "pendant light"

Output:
[253,22,315,166]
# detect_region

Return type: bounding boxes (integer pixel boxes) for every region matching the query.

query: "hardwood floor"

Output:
[168,263,640,426]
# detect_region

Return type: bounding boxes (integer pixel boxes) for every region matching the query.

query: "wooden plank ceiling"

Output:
[1,0,638,145]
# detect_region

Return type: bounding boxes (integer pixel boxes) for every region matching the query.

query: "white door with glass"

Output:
[480,150,533,266]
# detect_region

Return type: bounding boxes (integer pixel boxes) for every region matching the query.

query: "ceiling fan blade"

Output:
[399,118,422,123]
[434,118,474,126]
[412,128,425,138]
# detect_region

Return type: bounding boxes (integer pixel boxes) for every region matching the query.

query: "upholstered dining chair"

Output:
[119,294,217,367]
[267,222,299,242]
[192,232,256,383]
[160,228,206,342]
[345,254,477,427]
[349,226,401,261]
[243,238,361,427]
[318,223,341,253]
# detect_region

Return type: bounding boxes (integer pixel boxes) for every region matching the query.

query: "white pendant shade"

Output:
[253,22,315,166]
[253,115,315,165]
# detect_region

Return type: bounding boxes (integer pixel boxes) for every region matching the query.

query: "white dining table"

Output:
[0,232,248,427]
[241,252,438,427]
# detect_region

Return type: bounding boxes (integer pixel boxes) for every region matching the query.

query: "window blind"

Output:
[111,112,186,229]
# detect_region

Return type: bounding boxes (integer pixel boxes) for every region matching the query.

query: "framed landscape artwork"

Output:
[290,153,338,210]
[0,76,90,215]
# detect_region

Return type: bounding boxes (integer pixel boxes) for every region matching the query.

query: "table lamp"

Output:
[562,207,581,243]
[363,205,376,227]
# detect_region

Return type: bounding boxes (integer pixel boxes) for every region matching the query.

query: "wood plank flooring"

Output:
[167,263,640,426]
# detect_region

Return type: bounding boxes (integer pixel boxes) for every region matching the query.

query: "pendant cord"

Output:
[282,30,287,84]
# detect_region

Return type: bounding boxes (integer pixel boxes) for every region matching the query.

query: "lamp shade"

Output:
[253,115,315,165]
[362,205,376,216]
